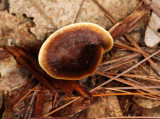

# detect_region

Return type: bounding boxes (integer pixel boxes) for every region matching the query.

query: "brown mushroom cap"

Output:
[38,23,113,80]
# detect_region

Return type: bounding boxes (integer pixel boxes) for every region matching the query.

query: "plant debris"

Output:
[0,0,160,118]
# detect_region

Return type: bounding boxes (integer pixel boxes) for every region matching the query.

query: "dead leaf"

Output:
[2,93,14,119]
[0,49,29,93]
[9,0,139,40]
[142,105,160,117]
[133,96,160,109]
[86,90,123,118]
[0,11,38,47]
[144,12,160,47]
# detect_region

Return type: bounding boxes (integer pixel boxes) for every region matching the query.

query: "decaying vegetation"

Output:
[0,0,160,118]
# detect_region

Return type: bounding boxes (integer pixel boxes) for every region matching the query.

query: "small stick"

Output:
[133,1,143,12]
[114,43,160,60]
[74,0,85,23]
[142,0,160,17]
[100,53,140,65]
[125,34,160,76]
[24,91,37,119]
[64,92,159,100]
[64,87,159,100]
[105,86,160,90]
[103,58,135,72]
[114,42,140,53]
[104,87,159,100]
[104,73,160,83]
[14,83,40,108]
[92,0,116,24]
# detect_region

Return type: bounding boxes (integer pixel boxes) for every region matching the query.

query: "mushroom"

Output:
[38,23,113,80]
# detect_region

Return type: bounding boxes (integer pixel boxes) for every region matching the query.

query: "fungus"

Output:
[38,23,113,80]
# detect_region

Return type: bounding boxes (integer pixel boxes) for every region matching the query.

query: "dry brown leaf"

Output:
[0,49,30,93]
[133,97,160,109]
[144,12,160,47]
[0,11,38,46]
[144,0,160,47]
[9,0,139,40]
[142,105,160,117]
[86,90,123,118]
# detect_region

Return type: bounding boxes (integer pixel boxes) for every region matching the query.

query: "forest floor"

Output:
[0,0,160,118]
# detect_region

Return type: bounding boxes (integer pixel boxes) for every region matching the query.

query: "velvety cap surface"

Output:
[38,23,113,80]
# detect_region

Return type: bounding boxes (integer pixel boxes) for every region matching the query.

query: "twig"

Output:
[142,0,160,17]
[24,91,37,119]
[103,87,159,100]
[34,85,45,117]
[100,53,140,66]
[93,92,158,97]
[4,46,57,92]
[105,86,160,90]
[136,88,159,100]
[64,86,159,101]
[126,77,152,86]
[74,0,85,23]
[14,83,40,108]
[103,58,135,72]
[92,0,116,24]
[104,73,160,83]
[114,42,140,53]
[64,92,159,100]
[109,5,150,36]
[114,43,160,61]
[134,1,143,12]
[43,96,81,117]
[125,34,160,76]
